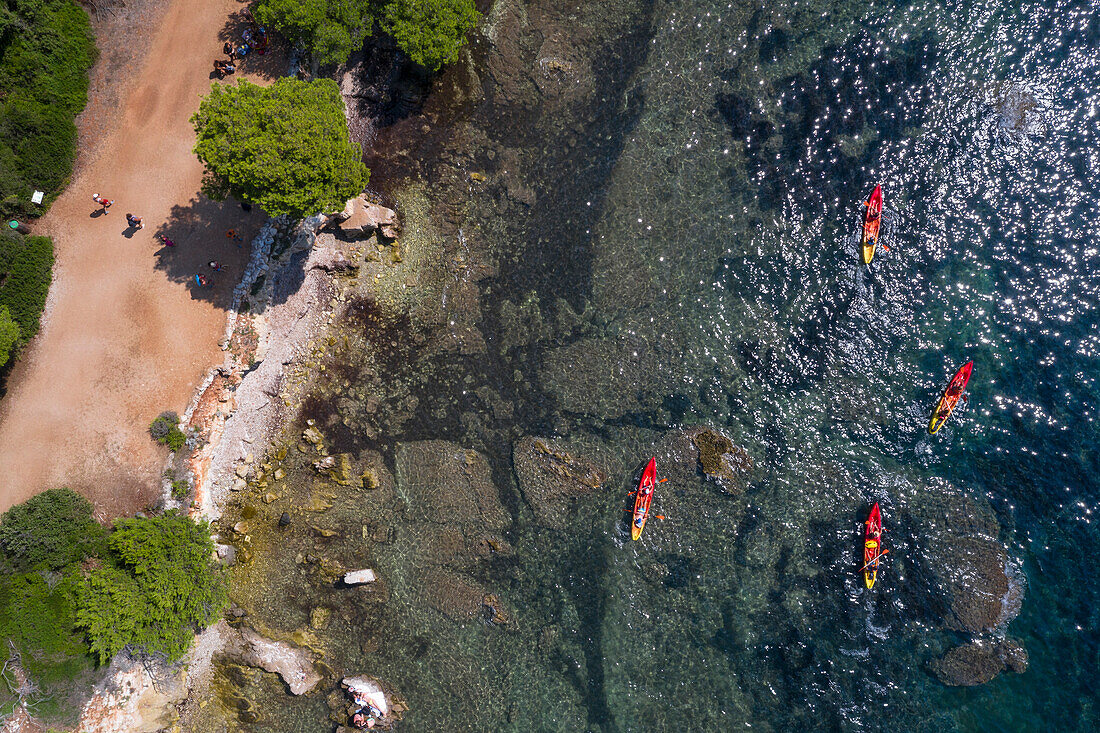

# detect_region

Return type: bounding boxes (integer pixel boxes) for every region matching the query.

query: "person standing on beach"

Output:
[92,193,113,214]
[126,213,144,230]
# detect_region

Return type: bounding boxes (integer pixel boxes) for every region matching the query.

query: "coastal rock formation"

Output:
[929,638,1029,686]
[77,659,187,733]
[394,441,508,529]
[336,196,400,240]
[512,436,607,528]
[219,627,322,695]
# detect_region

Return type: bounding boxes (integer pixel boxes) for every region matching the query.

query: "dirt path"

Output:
[0,0,282,514]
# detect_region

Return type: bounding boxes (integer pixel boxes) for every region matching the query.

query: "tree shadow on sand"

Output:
[215,3,291,82]
[151,195,267,310]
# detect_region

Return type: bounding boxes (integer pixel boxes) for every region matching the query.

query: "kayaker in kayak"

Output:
[633,514,646,528]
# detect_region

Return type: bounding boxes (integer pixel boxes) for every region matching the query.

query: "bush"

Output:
[0,305,19,366]
[382,0,480,72]
[170,479,189,500]
[0,0,97,221]
[0,488,105,572]
[191,78,369,217]
[149,411,186,452]
[0,229,53,348]
[76,512,228,663]
[254,0,372,68]
[0,570,96,724]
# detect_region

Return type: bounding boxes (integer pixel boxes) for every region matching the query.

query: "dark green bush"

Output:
[0,0,97,221]
[76,512,228,663]
[149,411,187,451]
[0,229,53,347]
[0,488,105,572]
[0,305,18,366]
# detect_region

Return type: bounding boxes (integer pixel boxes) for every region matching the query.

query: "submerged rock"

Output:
[687,427,753,494]
[394,441,508,529]
[912,483,1023,634]
[219,626,322,695]
[512,436,607,528]
[421,568,489,622]
[929,638,1029,686]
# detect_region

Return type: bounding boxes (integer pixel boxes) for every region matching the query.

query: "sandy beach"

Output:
[0,0,283,514]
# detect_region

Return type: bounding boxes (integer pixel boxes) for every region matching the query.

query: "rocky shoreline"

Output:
[56,199,409,732]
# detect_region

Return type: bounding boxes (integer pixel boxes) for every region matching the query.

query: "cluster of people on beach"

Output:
[214,11,268,77]
[92,193,237,289]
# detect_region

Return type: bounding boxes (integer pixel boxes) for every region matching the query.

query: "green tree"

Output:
[254,0,372,67]
[0,488,105,572]
[382,0,479,72]
[191,78,368,217]
[76,513,228,663]
[0,305,19,366]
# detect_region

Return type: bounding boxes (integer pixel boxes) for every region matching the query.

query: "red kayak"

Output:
[631,457,656,541]
[861,185,883,264]
[929,361,973,434]
[863,503,883,589]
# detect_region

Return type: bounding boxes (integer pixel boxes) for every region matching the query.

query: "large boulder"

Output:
[512,437,607,528]
[336,196,399,240]
[219,626,322,695]
[929,638,1029,686]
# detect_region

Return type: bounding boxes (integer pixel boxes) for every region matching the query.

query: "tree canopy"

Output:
[76,512,228,663]
[382,0,480,72]
[191,78,368,217]
[0,487,104,572]
[254,0,372,68]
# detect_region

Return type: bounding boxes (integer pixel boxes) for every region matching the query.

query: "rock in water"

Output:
[929,638,1029,686]
[219,626,322,695]
[344,568,377,585]
[912,482,1024,634]
[512,436,607,528]
[688,426,753,493]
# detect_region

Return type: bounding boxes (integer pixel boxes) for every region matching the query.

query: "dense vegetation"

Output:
[382,0,479,71]
[192,78,369,217]
[254,0,479,71]
[0,213,54,368]
[0,490,228,723]
[0,0,97,221]
[254,0,372,68]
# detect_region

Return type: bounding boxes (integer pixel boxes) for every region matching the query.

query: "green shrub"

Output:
[382,0,479,71]
[0,488,105,572]
[0,229,53,346]
[149,411,186,451]
[0,305,19,366]
[0,0,97,221]
[254,0,372,67]
[191,78,368,217]
[170,479,190,500]
[76,512,228,663]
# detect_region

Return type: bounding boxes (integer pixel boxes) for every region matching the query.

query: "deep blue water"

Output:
[220,0,1100,729]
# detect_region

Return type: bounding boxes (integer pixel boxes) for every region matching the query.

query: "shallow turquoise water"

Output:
[236,0,1100,729]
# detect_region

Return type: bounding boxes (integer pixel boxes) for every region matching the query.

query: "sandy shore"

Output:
[0,0,282,514]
